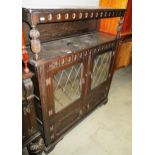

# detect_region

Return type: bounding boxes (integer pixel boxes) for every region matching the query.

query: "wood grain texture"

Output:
[22,72,45,155]
[99,0,132,70]
[22,8,126,153]
[99,0,129,35]
[22,30,25,48]
[28,32,116,152]
[23,20,98,46]
[22,8,126,26]
[121,0,132,35]
[115,40,132,69]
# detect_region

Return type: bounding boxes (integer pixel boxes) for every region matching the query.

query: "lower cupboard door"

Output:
[53,63,83,113]
[54,106,81,137]
[51,62,84,137]
[89,51,113,107]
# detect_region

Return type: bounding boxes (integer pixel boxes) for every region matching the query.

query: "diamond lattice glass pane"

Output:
[91,51,112,89]
[54,63,82,112]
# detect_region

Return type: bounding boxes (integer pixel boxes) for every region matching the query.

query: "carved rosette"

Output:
[27,136,45,155]
[29,27,41,61]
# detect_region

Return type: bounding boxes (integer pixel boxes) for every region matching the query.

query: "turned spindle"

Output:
[29,26,41,61]
[116,16,124,40]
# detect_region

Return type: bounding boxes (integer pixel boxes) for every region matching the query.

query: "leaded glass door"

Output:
[81,50,114,112]
[91,51,113,90]
[53,63,83,113]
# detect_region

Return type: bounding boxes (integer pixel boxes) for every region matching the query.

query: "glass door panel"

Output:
[91,51,113,89]
[53,63,83,113]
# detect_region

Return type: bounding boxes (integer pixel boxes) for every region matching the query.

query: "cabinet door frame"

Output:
[84,43,115,109]
[47,58,86,113]
[45,52,87,138]
[90,42,115,92]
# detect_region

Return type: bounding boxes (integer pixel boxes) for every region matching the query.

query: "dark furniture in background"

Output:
[22,70,45,155]
[22,8,126,154]
[115,0,132,69]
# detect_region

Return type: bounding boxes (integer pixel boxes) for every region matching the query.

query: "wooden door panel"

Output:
[54,101,81,137]
[83,50,114,110]
[47,60,85,139]
[84,81,109,112]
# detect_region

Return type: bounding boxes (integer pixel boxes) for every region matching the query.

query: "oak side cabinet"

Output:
[22,7,126,153]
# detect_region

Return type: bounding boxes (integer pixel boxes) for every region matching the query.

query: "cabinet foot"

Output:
[27,136,45,155]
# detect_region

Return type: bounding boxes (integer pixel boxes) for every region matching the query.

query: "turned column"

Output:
[116,16,124,40]
[112,16,124,72]
[29,25,41,61]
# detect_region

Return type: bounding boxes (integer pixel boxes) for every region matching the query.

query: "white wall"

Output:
[22,0,99,8]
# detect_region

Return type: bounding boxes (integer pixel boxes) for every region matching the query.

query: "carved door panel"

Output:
[47,58,85,138]
[86,50,114,109]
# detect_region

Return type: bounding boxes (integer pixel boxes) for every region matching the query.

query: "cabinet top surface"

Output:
[27,32,115,64]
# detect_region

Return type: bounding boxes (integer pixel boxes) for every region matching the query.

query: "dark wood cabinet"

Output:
[22,71,45,155]
[22,7,126,153]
